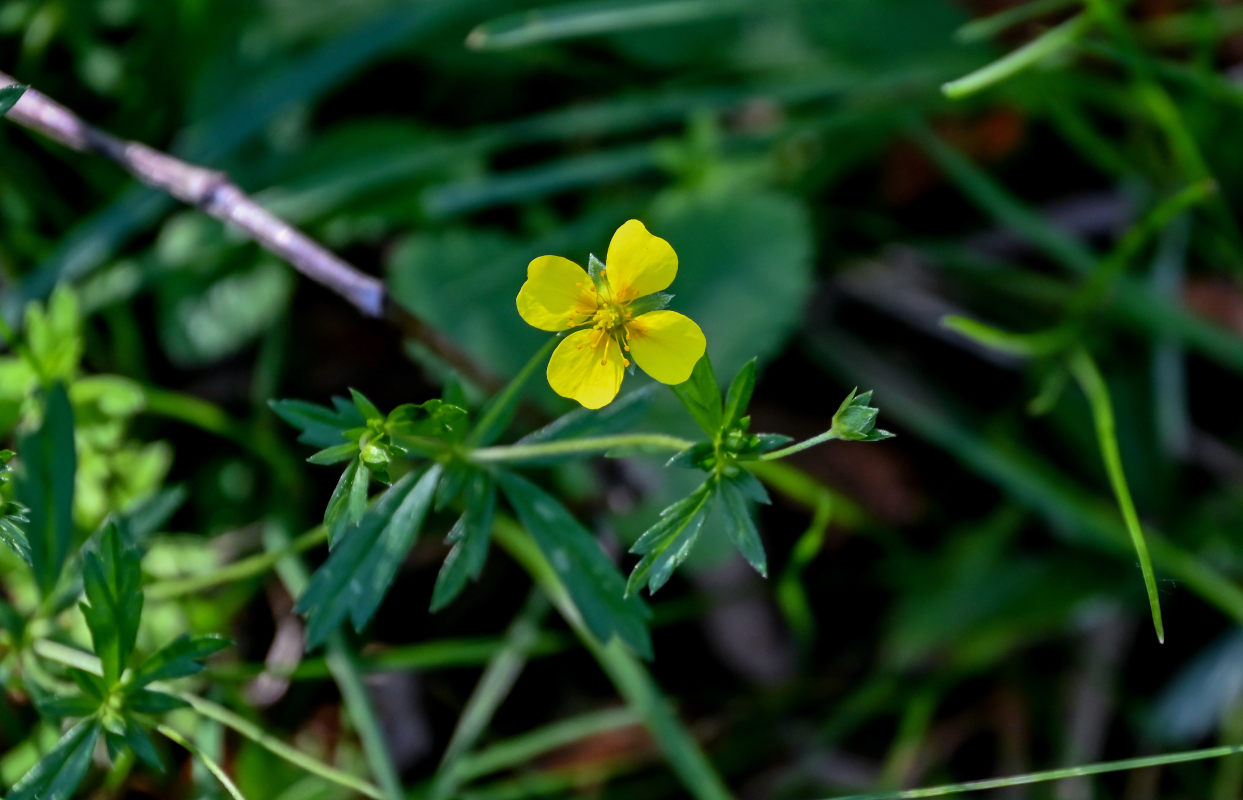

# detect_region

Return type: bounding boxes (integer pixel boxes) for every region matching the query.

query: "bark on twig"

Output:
[0,70,498,391]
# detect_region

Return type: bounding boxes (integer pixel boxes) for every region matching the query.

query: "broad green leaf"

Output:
[671,355,721,437]
[430,472,495,612]
[0,84,27,118]
[80,520,143,686]
[627,482,713,596]
[298,465,443,648]
[719,474,768,578]
[128,634,230,688]
[722,358,756,431]
[17,383,77,597]
[269,396,365,449]
[9,718,101,800]
[497,471,651,657]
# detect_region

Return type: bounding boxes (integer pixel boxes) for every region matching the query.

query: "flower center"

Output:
[591,304,623,332]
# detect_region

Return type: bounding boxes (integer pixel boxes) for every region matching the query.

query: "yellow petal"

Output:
[626,310,705,385]
[547,329,626,409]
[516,255,597,332]
[605,219,677,303]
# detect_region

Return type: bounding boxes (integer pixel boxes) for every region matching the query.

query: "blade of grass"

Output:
[157,724,246,800]
[467,0,756,50]
[454,707,641,784]
[1066,348,1164,642]
[942,13,1093,99]
[822,743,1243,799]
[955,0,1077,42]
[430,591,551,800]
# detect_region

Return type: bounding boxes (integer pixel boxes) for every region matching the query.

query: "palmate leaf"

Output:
[128,633,230,688]
[17,382,77,597]
[497,472,651,658]
[430,471,495,612]
[8,718,101,800]
[80,520,143,686]
[297,465,442,648]
[627,481,713,596]
[269,396,365,449]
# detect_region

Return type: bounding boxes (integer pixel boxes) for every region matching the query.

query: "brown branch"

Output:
[0,70,499,392]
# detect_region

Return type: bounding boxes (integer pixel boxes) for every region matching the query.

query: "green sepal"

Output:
[830,388,894,442]
[626,292,674,317]
[587,253,609,295]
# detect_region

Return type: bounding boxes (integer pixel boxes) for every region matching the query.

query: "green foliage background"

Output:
[4,0,1243,798]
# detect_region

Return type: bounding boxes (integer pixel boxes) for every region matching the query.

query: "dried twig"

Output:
[0,70,498,391]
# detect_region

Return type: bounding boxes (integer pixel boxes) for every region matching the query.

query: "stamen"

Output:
[623,358,630,367]
[600,359,607,366]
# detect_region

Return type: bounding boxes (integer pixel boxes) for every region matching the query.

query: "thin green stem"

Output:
[757,430,839,461]
[955,0,1077,42]
[823,743,1243,799]
[942,13,1093,99]
[455,707,641,783]
[145,525,327,601]
[469,433,692,464]
[29,639,384,800]
[1067,348,1164,642]
[157,724,247,800]
[430,591,550,799]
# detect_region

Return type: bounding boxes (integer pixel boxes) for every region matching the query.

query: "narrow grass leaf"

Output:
[1067,349,1164,642]
[943,13,1093,99]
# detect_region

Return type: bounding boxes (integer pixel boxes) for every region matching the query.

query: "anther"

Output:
[623,358,630,367]
[600,359,607,366]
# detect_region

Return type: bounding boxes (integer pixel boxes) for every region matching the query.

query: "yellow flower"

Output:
[516,220,707,409]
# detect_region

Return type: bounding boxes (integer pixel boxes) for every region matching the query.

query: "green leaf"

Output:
[8,718,102,800]
[17,383,77,598]
[388,399,470,443]
[120,720,165,772]
[719,474,768,578]
[125,688,189,714]
[269,397,365,449]
[627,482,713,596]
[80,520,143,686]
[37,693,101,719]
[722,358,756,430]
[349,388,383,422]
[671,354,722,437]
[298,465,443,648]
[511,387,655,464]
[324,458,368,545]
[306,442,359,465]
[497,472,651,657]
[430,472,495,612]
[0,84,27,118]
[128,634,230,689]
[0,509,30,564]
[665,442,715,471]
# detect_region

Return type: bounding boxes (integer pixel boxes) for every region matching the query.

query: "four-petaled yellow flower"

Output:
[517,220,707,409]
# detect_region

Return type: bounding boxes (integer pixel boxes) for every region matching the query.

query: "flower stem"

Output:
[469,433,692,463]
[757,430,840,461]
[144,525,328,601]
[157,724,247,800]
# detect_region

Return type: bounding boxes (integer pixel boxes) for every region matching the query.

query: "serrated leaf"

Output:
[722,358,756,430]
[626,482,713,596]
[430,473,495,612]
[125,688,189,714]
[81,520,143,686]
[8,718,101,800]
[298,466,442,648]
[17,383,77,598]
[269,397,365,449]
[497,471,651,657]
[0,84,27,118]
[671,354,722,437]
[128,634,230,689]
[719,474,768,578]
